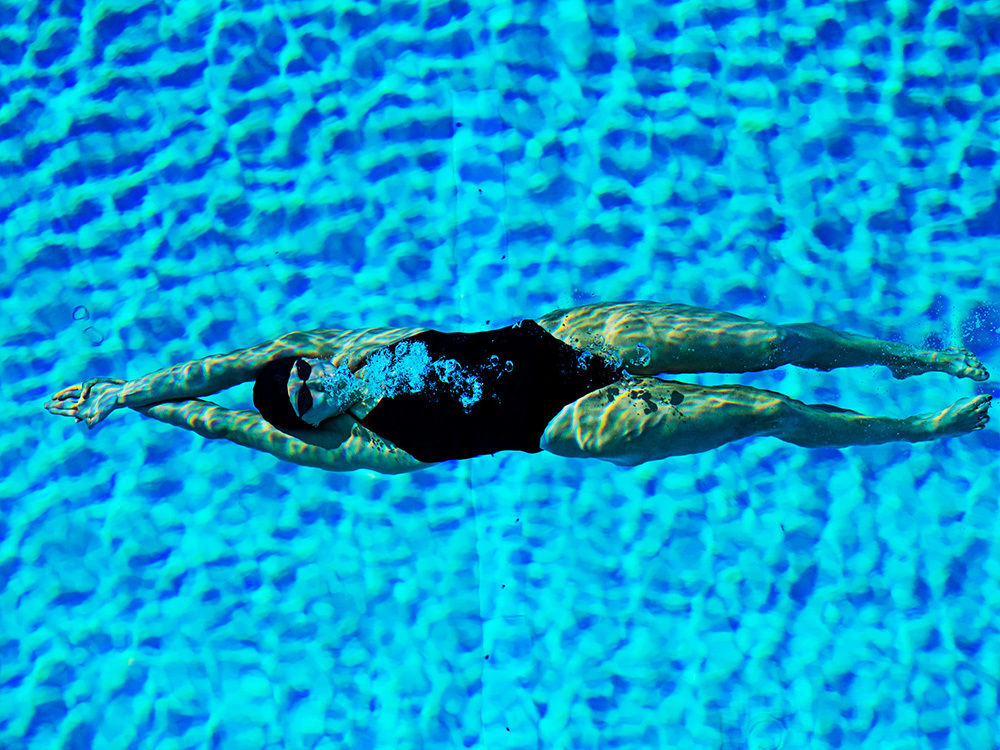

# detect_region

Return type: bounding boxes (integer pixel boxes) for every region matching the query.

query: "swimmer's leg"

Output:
[780,322,989,381]
[537,301,786,374]
[536,301,989,381]
[540,379,992,466]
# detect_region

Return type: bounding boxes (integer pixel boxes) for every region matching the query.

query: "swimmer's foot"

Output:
[889,347,990,381]
[911,394,992,440]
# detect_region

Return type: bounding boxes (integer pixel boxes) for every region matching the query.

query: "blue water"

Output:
[2,0,999,748]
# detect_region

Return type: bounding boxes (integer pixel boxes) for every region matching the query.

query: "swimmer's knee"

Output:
[734,387,794,437]
[758,324,815,369]
[721,322,793,371]
[776,323,828,366]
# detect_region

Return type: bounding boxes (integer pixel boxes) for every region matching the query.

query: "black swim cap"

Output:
[253,357,312,432]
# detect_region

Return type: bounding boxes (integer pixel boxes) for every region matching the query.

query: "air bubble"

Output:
[489,355,499,368]
[84,326,104,346]
[360,341,484,408]
[504,360,513,372]
[73,306,90,321]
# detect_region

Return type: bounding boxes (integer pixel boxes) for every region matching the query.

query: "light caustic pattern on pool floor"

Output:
[1,0,999,748]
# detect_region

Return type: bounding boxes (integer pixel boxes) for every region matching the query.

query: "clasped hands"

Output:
[44,378,128,428]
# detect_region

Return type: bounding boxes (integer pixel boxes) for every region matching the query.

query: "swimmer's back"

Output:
[359,321,622,462]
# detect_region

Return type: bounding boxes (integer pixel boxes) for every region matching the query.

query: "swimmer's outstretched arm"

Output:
[119,326,429,407]
[131,399,345,470]
[117,332,323,407]
[47,326,428,428]
[130,399,428,475]
[46,333,312,427]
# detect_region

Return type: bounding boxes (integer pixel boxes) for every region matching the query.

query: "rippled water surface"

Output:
[1,0,999,748]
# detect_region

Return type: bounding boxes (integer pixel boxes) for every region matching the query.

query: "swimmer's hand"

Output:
[44,378,127,428]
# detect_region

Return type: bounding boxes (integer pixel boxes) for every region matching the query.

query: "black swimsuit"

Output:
[359,321,622,462]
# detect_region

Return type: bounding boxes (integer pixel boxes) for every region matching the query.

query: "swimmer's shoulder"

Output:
[284,326,430,368]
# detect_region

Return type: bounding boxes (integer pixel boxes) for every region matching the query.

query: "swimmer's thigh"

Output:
[539,378,786,466]
[536,301,787,375]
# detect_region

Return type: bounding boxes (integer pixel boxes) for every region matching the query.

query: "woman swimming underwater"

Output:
[45,301,992,475]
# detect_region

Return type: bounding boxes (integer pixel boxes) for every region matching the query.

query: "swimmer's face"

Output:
[288,357,367,426]
[286,357,315,422]
[286,357,343,427]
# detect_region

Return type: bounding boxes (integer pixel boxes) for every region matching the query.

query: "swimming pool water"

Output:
[1,0,999,748]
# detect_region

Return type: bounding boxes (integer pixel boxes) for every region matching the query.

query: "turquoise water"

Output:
[2,0,1000,747]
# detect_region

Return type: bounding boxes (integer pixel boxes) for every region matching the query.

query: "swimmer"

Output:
[44,302,992,474]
